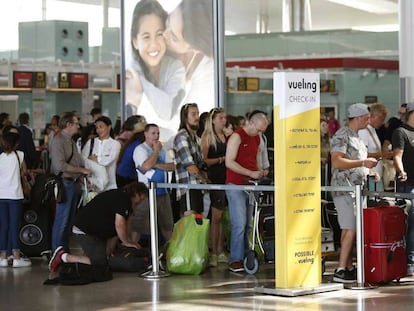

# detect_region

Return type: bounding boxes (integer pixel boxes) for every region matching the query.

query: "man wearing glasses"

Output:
[49,112,91,261]
[225,110,269,272]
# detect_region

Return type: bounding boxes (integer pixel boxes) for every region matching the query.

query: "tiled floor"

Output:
[1,256,414,311]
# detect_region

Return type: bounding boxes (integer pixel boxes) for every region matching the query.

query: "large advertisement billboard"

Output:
[122,0,216,141]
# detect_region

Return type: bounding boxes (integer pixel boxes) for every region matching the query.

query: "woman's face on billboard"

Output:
[164,8,190,55]
[132,13,166,69]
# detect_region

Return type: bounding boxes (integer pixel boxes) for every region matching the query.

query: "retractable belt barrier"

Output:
[144,182,413,285]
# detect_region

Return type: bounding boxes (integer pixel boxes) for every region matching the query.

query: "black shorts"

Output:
[75,234,107,266]
[209,190,226,210]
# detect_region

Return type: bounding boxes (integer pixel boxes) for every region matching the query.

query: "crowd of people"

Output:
[4,99,413,283]
[0,105,271,276]
[322,102,414,283]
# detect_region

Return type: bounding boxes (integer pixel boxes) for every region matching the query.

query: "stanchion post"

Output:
[349,184,376,289]
[355,184,365,285]
[141,182,169,279]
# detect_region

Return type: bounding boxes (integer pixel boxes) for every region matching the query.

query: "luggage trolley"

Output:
[244,177,273,274]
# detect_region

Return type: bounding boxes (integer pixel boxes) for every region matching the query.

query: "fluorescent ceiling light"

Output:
[327,0,398,14]
[352,24,399,32]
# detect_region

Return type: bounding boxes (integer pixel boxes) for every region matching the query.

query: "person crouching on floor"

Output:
[48,181,148,273]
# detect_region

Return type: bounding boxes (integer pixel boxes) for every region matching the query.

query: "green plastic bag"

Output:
[166,213,210,275]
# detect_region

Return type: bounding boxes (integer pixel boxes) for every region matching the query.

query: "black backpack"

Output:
[58,262,112,285]
[108,246,150,272]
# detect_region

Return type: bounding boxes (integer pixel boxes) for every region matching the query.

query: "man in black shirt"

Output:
[392,103,414,276]
[49,182,148,272]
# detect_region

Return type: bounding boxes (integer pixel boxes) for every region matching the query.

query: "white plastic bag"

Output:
[84,158,108,192]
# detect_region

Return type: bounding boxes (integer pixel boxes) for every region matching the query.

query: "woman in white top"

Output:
[82,116,121,192]
[0,129,31,267]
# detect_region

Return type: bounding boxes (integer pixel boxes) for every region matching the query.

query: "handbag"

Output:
[166,213,210,275]
[43,174,66,203]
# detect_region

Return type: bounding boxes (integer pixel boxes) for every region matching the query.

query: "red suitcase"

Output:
[364,206,407,284]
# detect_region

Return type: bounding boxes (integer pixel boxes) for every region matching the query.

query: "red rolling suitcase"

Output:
[364,205,407,283]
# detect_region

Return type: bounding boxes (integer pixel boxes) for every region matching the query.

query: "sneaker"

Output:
[347,267,357,280]
[218,252,229,263]
[0,258,8,267]
[12,258,32,268]
[209,254,218,267]
[229,261,244,273]
[49,246,65,272]
[407,264,414,276]
[333,268,356,283]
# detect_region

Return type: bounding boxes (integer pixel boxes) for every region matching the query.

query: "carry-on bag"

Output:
[108,246,150,272]
[364,205,407,283]
[166,213,209,275]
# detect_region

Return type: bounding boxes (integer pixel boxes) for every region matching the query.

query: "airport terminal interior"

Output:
[2,0,414,310]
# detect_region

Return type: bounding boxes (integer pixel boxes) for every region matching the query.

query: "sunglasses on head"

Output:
[209,107,224,117]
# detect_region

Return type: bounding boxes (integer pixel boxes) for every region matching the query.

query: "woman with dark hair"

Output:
[82,116,121,192]
[126,0,185,140]
[164,0,215,117]
[0,131,32,268]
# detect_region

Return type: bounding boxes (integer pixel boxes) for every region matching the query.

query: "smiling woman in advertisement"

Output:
[125,0,186,139]
[124,0,215,142]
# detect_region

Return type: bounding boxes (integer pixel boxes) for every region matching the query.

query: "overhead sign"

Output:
[58,72,88,89]
[13,71,46,88]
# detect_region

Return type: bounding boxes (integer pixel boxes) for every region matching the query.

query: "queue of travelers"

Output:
[0,106,266,277]
[2,100,413,284]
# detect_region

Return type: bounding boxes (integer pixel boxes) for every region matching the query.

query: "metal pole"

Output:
[141,182,169,279]
[355,184,365,285]
[350,184,376,290]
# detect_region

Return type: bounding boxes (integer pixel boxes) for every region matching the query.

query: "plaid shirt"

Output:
[173,128,204,200]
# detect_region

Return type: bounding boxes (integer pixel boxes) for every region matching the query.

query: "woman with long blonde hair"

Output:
[201,107,228,267]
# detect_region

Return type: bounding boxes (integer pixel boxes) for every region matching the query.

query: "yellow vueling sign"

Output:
[273,72,321,288]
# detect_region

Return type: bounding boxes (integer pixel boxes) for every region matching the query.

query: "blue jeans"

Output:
[0,199,23,254]
[51,181,80,252]
[397,183,414,264]
[225,187,253,263]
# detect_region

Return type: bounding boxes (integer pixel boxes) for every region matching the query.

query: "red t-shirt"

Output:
[226,128,260,185]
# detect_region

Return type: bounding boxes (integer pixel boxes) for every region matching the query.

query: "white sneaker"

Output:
[0,258,8,267]
[12,258,32,268]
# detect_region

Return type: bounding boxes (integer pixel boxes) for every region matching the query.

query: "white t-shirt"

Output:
[358,124,383,177]
[0,150,24,199]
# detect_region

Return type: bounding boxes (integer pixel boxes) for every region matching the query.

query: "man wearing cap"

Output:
[392,102,414,276]
[330,103,378,283]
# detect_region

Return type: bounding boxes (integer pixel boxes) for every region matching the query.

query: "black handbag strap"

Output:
[58,142,74,177]
[88,138,95,157]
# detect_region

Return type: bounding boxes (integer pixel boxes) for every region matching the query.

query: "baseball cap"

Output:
[406,103,414,113]
[348,103,369,118]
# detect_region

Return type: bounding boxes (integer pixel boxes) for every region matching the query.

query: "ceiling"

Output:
[58,0,399,34]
